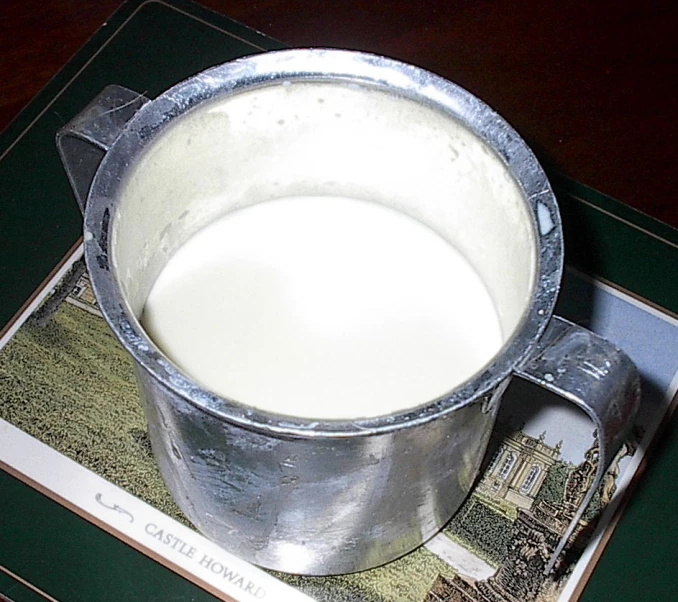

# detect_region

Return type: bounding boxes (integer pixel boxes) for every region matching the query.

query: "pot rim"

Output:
[83,48,563,437]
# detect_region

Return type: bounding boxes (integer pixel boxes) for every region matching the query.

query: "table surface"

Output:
[1,0,676,228]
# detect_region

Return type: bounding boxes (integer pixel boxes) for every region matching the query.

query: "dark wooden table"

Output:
[1,0,676,228]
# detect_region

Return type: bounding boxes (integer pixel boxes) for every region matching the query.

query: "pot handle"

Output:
[514,315,640,574]
[56,85,149,213]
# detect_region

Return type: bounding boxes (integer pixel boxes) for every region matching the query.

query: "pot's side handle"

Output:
[56,85,149,213]
[514,315,640,574]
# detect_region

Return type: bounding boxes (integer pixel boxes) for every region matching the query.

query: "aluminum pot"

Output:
[57,49,640,575]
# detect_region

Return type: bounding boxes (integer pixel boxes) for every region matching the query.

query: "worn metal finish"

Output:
[57,49,640,575]
[515,316,641,573]
[136,363,499,573]
[56,85,149,212]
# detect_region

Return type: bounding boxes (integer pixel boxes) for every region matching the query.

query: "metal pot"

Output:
[57,49,639,575]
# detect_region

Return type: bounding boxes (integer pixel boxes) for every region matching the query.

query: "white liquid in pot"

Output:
[141,195,503,419]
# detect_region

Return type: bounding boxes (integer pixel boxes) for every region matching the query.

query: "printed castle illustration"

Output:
[67,270,102,317]
[425,420,638,602]
[478,424,561,512]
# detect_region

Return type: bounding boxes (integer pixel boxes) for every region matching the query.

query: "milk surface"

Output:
[141,195,503,419]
